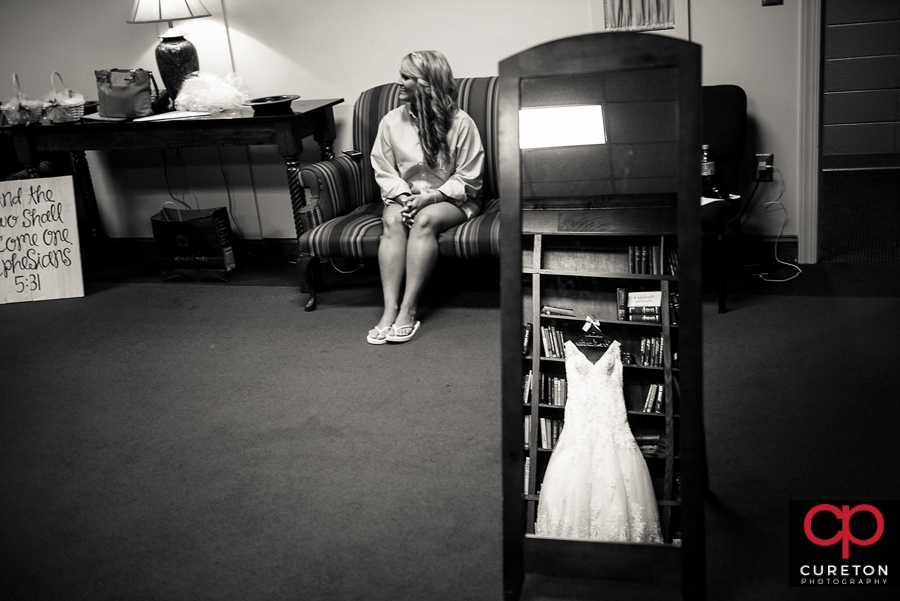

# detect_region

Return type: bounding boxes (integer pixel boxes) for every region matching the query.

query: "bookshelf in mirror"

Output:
[520,217,682,544]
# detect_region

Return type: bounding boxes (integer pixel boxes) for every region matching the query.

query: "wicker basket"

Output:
[1,74,43,125]
[43,71,85,123]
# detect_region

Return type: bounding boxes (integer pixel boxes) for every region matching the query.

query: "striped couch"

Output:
[295,77,500,311]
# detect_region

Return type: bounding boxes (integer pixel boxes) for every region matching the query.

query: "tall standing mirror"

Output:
[499,33,706,599]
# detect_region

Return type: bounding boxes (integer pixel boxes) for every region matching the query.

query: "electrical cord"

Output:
[330,259,365,274]
[737,179,761,223]
[161,148,197,209]
[754,166,802,282]
[215,146,297,266]
[215,147,246,240]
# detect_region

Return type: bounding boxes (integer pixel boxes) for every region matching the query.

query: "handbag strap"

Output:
[147,71,160,97]
[162,201,185,221]
[125,69,160,97]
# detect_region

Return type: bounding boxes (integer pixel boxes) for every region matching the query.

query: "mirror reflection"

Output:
[519,66,682,546]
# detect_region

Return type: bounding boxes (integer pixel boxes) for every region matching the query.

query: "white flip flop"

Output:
[386,321,421,343]
[366,325,390,345]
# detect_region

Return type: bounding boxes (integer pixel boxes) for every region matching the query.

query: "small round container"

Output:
[244,95,300,116]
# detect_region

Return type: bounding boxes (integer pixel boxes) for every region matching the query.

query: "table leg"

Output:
[317,139,335,161]
[285,153,318,310]
[70,151,106,241]
[313,109,337,161]
[285,153,306,235]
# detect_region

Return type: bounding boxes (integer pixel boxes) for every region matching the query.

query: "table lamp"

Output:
[127,0,212,100]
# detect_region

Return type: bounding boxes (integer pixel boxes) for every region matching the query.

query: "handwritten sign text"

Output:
[0,176,84,304]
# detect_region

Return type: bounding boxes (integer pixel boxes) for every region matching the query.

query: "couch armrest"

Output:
[297,154,368,235]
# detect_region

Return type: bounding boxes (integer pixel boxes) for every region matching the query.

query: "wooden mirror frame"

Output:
[498,32,706,600]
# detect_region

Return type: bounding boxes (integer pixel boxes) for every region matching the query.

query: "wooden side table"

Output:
[0,98,343,262]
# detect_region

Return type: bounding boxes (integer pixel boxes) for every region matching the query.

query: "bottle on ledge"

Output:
[701,143,724,199]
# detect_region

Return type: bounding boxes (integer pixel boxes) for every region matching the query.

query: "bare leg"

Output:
[370,204,409,340]
[394,202,467,333]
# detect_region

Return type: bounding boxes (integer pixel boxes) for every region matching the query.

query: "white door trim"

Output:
[798,0,822,264]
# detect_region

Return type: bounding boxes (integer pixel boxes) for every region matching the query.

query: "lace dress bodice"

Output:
[560,340,639,453]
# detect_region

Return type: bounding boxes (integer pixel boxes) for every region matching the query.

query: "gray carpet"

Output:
[820,169,900,264]
[1,283,503,601]
[2,265,899,600]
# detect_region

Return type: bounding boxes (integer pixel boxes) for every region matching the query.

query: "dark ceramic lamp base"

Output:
[156,29,199,99]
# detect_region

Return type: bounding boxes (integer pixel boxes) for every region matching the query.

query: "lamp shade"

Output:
[127,0,212,24]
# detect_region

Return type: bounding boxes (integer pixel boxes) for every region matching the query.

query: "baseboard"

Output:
[702,233,800,283]
[738,234,799,266]
[98,237,300,266]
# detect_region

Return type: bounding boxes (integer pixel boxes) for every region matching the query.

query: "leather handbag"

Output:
[94,69,159,120]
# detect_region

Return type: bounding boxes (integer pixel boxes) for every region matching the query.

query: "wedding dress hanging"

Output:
[535,340,663,543]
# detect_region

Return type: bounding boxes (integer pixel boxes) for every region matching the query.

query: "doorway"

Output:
[819,0,900,263]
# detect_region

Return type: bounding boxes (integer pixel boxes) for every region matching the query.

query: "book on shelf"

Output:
[628,306,660,315]
[540,373,556,406]
[653,384,664,413]
[618,289,663,322]
[541,305,575,316]
[540,326,552,358]
[524,414,531,446]
[635,433,668,457]
[669,293,680,326]
[626,290,662,323]
[639,444,667,457]
[523,323,532,355]
[540,374,567,406]
[523,369,533,404]
[539,325,567,358]
[641,384,663,413]
[627,245,664,274]
[667,248,679,276]
[540,417,564,449]
[628,290,662,308]
[643,384,659,412]
[617,287,627,321]
[640,336,664,367]
[629,314,661,323]
[524,457,531,494]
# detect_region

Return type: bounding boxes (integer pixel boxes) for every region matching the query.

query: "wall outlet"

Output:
[755,153,774,182]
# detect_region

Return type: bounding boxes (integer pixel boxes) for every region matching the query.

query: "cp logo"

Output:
[804,504,884,559]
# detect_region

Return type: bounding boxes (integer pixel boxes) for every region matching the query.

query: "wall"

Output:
[687,0,802,239]
[0,0,805,242]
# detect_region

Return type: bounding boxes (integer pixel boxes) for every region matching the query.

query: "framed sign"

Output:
[1,176,84,304]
